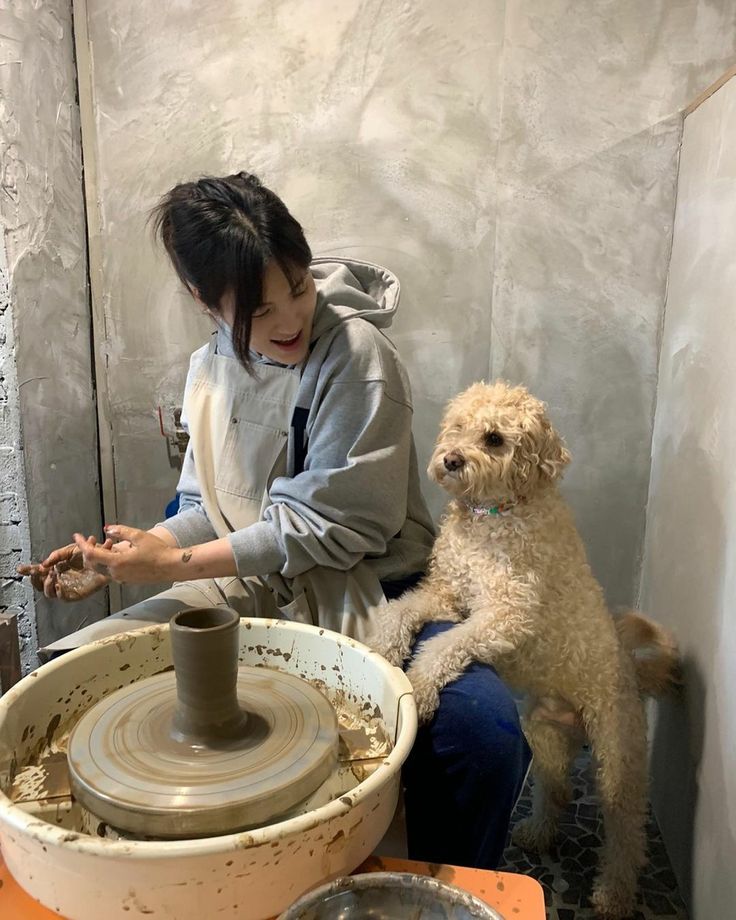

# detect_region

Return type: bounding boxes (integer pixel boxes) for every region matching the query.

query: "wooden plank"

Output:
[684,65,736,117]
[0,612,22,693]
[71,0,121,612]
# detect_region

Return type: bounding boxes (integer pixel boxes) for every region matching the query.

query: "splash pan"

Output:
[0,619,416,920]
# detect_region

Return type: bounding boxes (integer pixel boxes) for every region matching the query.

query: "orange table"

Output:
[359,856,546,917]
[1,849,545,919]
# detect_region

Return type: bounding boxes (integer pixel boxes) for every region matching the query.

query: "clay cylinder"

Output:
[169,607,248,743]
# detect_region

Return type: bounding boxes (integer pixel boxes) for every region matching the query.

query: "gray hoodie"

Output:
[159,258,435,584]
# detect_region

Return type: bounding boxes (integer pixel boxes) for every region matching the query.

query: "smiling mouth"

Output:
[271,331,302,349]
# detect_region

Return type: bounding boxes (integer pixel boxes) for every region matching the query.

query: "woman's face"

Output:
[201,261,317,365]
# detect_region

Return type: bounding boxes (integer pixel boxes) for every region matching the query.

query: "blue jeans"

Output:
[401,621,531,868]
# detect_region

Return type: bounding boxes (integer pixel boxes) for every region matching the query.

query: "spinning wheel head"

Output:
[67,608,338,838]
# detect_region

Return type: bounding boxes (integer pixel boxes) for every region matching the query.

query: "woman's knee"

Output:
[406,619,530,786]
[434,663,531,780]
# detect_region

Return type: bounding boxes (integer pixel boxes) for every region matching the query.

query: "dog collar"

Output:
[465,499,520,516]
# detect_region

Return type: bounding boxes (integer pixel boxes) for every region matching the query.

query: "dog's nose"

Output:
[443,451,465,472]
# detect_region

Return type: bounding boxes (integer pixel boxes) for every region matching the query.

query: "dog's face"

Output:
[428,381,571,503]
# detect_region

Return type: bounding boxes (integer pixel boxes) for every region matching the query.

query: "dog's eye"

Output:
[484,431,504,448]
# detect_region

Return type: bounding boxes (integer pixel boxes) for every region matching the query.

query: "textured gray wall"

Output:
[0,1,105,646]
[0,236,36,674]
[81,0,736,609]
[640,75,736,918]
[491,1,736,607]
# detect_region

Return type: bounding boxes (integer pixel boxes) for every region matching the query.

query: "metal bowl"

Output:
[278,872,505,919]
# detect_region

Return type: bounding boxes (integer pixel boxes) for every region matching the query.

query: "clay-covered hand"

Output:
[405,654,442,724]
[73,525,179,585]
[17,539,112,601]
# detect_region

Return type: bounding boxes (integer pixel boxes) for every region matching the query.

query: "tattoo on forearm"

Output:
[181,550,193,563]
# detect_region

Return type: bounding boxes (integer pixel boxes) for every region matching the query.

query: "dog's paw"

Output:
[405,660,441,724]
[366,603,413,666]
[368,635,406,668]
[590,877,637,920]
[511,817,556,853]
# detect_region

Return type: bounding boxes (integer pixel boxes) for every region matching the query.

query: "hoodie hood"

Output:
[310,258,400,340]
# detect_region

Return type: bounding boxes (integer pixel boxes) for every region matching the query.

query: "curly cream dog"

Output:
[369,381,678,920]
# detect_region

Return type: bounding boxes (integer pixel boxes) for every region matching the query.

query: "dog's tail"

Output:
[615,611,680,697]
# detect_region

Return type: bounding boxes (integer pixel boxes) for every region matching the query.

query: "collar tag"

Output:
[467,499,518,517]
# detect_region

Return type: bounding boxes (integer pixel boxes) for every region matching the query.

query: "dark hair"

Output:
[151,171,312,369]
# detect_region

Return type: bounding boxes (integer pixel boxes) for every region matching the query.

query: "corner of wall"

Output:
[635,112,686,612]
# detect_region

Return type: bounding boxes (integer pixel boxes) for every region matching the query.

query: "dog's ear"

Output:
[519,406,571,483]
[538,421,571,481]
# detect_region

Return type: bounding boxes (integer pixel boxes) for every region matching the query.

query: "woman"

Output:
[20,172,530,868]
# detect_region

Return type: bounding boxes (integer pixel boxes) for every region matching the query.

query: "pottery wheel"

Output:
[67,667,338,838]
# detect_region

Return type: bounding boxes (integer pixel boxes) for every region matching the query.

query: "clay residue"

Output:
[44,713,62,745]
[52,554,108,601]
[9,751,70,804]
[306,679,391,763]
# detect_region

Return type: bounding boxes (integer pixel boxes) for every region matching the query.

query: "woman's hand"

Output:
[73,525,180,585]
[17,540,112,601]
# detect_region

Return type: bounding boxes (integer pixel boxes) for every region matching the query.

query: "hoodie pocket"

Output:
[277,590,314,625]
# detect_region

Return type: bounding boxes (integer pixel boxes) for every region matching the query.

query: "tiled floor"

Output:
[499,747,689,920]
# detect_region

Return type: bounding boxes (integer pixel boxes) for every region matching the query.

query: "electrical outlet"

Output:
[158,406,189,469]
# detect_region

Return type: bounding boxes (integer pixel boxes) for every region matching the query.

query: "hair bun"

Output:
[235,171,262,189]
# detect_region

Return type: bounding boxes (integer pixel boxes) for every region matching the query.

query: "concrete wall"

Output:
[491,1,736,607]
[0,1,105,647]
[81,0,736,610]
[640,74,736,918]
[0,235,36,675]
